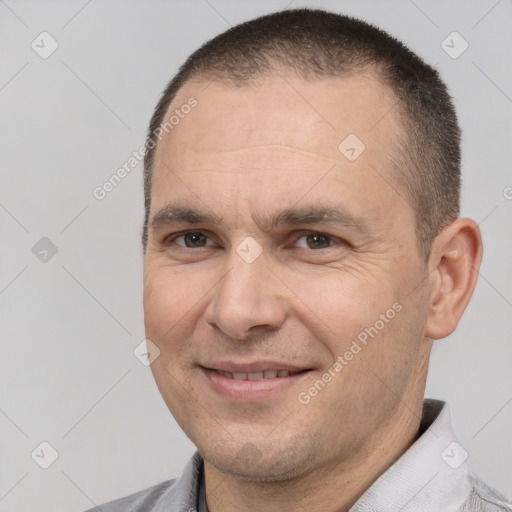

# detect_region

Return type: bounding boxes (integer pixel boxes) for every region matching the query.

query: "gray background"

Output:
[1,0,511,510]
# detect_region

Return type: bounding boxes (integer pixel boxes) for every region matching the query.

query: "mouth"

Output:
[199,364,312,402]
[212,368,307,380]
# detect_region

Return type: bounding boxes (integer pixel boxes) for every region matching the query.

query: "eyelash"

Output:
[162,230,343,251]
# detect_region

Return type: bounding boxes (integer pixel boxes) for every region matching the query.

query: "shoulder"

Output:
[458,473,512,512]
[83,478,177,512]
[82,450,204,512]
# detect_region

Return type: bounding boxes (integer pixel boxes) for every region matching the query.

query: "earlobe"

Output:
[425,218,483,340]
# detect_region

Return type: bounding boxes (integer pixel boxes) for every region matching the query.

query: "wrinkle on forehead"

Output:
[159,73,402,155]
[185,143,342,167]
[151,73,411,230]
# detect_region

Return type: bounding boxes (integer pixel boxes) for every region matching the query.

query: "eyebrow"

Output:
[149,202,371,233]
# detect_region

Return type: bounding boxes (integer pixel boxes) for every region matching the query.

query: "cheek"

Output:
[143,266,207,422]
[143,265,206,351]
[295,267,397,356]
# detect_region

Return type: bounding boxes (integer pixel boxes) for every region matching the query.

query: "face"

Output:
[143,72,432,482]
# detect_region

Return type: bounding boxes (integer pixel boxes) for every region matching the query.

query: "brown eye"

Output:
[183,232,207,247]
[167,231,213,248]
[294,232,336,250]
[306,233,331,249]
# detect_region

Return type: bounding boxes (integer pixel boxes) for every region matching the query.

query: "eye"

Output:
[165,231,215,248]
[163,230,343,252]
[293,232,339,250]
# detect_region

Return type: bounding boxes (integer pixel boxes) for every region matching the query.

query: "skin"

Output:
[143,71,483,512]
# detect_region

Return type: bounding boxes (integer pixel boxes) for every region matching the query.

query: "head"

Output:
[142,9,462,262]
[141,9,482,483]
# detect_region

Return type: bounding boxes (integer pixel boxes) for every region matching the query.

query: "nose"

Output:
[204,248,288,341]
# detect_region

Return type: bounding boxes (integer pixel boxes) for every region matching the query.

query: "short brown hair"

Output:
[142,8,461,261]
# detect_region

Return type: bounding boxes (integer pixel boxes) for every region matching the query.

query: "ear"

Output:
[424,218,483,340]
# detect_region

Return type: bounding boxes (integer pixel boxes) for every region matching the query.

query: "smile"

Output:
[201,366,311,401]
[214,369,304,380]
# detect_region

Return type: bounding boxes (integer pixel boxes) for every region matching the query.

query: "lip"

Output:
[201,361,310,373]
[200,366,311,402]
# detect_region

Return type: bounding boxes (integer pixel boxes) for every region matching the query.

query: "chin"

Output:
[200,437,318,483]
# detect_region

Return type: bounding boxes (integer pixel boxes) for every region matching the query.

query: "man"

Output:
[87,8,511,512]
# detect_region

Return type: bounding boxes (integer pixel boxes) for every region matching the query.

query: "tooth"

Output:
[277,370,290,377]
[223,371,233,379]
[248,372,263,380]
[263,370,278,379]
[233,373,247,380]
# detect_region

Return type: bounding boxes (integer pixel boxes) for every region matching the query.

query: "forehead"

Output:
[157,71,402,164]
[150,72,412,234]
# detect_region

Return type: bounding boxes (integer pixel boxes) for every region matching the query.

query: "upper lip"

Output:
[201,361,311,373]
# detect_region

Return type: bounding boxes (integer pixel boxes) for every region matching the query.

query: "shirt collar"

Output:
[349,398,472,511]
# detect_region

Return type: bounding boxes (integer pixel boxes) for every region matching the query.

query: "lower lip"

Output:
[201,367,310,401]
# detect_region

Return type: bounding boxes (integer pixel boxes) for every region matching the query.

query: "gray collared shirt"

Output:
[86,399,512,512]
